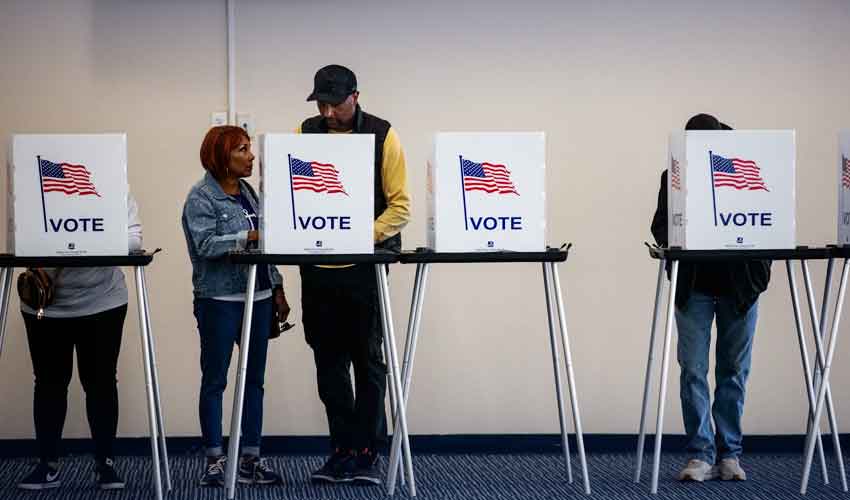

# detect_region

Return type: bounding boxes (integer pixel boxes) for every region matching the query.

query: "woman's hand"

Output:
[247,230,259,242]
[273,287,290,323]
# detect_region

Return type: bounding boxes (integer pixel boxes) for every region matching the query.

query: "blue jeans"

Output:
[675,292,758,464]
[194,297,272,457]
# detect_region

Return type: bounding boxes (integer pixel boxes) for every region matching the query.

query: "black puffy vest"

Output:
[301,106,401,252]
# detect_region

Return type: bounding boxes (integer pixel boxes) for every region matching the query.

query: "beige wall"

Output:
[1,0,849,441]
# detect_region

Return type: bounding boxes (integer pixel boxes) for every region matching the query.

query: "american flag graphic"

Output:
[670,157,681,190]
[290,157,348,195]
[461,159,519,195]
[39,158,100,196]
[711,153,768,192]
[842,155,850,190]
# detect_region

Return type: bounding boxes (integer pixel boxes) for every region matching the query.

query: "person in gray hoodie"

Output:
[17,194,142,492]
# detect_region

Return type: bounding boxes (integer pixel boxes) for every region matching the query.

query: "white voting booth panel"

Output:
[427,132,546,252]
[668,130,795,250]
[260,134,374,254]
[838,131,850,244]
[8,134,128,256]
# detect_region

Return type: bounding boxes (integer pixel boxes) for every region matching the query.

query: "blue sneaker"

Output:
[199,455,226,487]
[18,462,61,490]
[238,456,282,485]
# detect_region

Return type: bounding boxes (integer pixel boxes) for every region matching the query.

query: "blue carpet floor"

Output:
[0,452,847,500]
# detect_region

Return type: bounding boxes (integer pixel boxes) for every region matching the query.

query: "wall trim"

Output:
[1,434,846,458]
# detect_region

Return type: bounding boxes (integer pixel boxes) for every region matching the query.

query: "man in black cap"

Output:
[651,113,770,483]
[297,64,410,485]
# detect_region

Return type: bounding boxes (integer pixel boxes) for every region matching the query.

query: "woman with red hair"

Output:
[181,126,290,487]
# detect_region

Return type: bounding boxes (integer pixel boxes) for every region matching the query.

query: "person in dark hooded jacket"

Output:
[650,113,771,482]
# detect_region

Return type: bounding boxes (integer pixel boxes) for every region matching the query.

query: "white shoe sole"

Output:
[18,481,62,490]
[311,473,353,484]
[679,470,718,482]
[352,476,382,486]
[238,476,281,485]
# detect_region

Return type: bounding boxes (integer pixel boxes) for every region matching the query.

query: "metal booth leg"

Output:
[800,261,847,491]
[786,261,830,484]
[650,260,679,494]
[139,268,172,491]
[396,263,423,487]
[549,262,591,495]
[375,264,416,497]
[0,269,13,362]
[225,264,257,500]
[383,319,405,488]
[542,262,573,484]
[134,267,163,500]
[635,259,666,483]
[389,262,430,494]
[801,258,850,494]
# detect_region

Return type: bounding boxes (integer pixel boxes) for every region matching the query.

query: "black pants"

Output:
[23,305,127,464]
[301,265,388,452]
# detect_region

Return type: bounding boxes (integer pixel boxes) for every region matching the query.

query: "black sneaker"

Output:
[95,458,125,490]
[18,462,61,490]
[199,455,226,487]
[311,449,354,484]
[238,456,282,485]
[350,449,382,486]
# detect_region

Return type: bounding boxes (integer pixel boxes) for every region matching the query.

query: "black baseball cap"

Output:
[685,113,721,131]
[306,64,357,105]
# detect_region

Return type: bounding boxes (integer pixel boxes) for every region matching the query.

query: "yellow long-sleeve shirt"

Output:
[295,124,411,243]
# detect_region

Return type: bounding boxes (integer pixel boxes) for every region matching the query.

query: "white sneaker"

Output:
[678,459,717,482]
[718,457,747,481]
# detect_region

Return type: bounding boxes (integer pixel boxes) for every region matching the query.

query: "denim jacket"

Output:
[182,172,283,298]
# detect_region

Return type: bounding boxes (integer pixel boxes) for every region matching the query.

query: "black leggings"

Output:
[23,305,127,463]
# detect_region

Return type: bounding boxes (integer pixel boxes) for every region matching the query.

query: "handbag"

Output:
[17,268,62,320]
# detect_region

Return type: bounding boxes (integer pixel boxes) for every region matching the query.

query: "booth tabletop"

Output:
[829,245,850,258]
[0,252,156,268]
[399,246,570,264]
[227,251,399,266]
[647,246,833,262]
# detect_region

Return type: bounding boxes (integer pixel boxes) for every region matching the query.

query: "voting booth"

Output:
[838,131,850,244]
[3,134,169,499]
[635,133,850,496]
[260,134,374,254]
[668,130,796,249]
[386,132,591,495]
[427,132,546,252]
[229,136,417,498]
[8,134,128,256]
